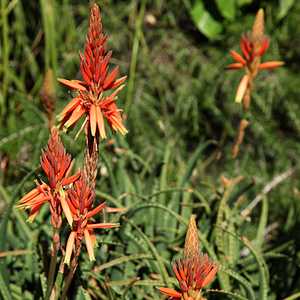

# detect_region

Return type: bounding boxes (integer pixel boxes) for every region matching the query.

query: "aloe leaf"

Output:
[190,0,223,39]
[215,0,236,20]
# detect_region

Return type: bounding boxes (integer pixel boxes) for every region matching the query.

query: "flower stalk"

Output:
[17,3,126,299]
[227,9,284,158]
[158,215,218,300]
[227,9,284,111]
[45,229,60,300]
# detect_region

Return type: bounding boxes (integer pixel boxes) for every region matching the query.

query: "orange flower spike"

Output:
[227,8,284,106]
[58,4,127,140]
[158,216,218,299]
[17,128,78,226]
[64,175,119,263]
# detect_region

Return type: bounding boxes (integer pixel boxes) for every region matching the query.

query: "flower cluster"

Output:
[58,4,127,140]
[17,128,118,263]
[17,128,79,227]
[227,9,284,108]
[17,4,126,298]
[158,216,218,300]
[64,175,118,264]
[159,255,218,300]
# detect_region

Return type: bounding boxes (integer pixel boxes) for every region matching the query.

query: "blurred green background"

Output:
[0,0,300,299]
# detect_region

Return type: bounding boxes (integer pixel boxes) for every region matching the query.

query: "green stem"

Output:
[60,241,81,300]
[124,0,146,113]
[60,259,78,300]
[52,260,65,300]
[1,0,9,122]
[46,230,60,300]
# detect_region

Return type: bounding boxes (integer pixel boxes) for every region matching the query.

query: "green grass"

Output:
[1,0,300,299]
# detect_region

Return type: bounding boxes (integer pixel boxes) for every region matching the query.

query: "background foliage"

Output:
[0,0,300,299]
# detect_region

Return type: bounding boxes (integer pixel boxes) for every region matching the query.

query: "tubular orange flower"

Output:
[17,128,79,227]
[226,9,284,106]
[58,4,127,140]
[64,175,119,264]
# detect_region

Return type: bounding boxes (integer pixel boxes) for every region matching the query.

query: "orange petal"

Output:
[66,197,77,215]
[173,263,181,282]
[64,104,85,129]
[110,84,126,99]
[177,260,187,281]
[84,229,95,261]
[86,223,119,229]
[18,190,40,205]
[96,106,106,139]
[103,66,119,90]
[59,97,82,121]
[158,287,181,298]
[18,184,47,204]
[201,264,218,287]
[58,78,86,91]
[86,202,106,218]
[259,61,284,70]
[230,50,246,65]
[89,104,97,137]
[111,75,127,89]
[235,75,249,103]
[226,63,244,70]
[64,231,76,265]
[61,172,81,186]
[105,207,127,213]
[89,231,97,247]
[16,194,50,208]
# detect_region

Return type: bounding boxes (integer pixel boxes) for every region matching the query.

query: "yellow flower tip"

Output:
[120,127,128,136]
[57,78,65,84]
[99,131,107,140]
[27,214,37,223]
[57,113,64,122]
[25,208,40,223]
[235,75,249,103]
[257,8,264,19]
[15,203,24,209]
[116,123,128,136]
